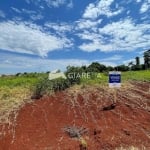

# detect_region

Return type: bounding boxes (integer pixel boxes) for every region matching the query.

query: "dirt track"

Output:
[0,82,150,150]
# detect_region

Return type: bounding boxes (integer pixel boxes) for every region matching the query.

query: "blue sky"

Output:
[0,0,150,74]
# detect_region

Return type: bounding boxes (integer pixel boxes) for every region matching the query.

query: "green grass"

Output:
[0,73,48,88]
[80,73,108,85]
[80,70,150,85]
[121,70,150,81]
[0,76,37,88]
[0,70,149,123]
[0,73,47,123]
[0,70,149,88]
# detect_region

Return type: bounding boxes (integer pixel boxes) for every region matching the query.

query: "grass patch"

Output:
[0,86,32,124]
[80,73,107,85]
[0,70,149,123]
[121,70,150,82]
[80,70,150,86]
[0,76,38,88]
[0,74,43,123]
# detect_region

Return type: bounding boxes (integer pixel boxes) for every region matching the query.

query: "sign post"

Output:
[109,71,121,104]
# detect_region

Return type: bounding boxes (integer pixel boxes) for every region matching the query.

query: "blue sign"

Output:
[109,72,121,88]
[109,74,121,83]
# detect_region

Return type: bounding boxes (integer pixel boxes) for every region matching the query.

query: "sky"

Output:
[0,0,150,74]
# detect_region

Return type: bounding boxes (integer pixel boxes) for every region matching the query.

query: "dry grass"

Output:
[0,86,32,124]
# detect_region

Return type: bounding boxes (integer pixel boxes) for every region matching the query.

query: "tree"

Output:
[15,73,21,76]
[115,65,129,71]
[128,61,134,70]
[135,57,140,65]
[128,61,134,67]
[87,62,107,72]
[144,49,150,69]
[133,56,141,70]
[107,66,114,71]
[65,66,83,84]
[81,65,87,72]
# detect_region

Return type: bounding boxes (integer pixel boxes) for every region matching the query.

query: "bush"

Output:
[32,76,70,99]
[65,66,83,84]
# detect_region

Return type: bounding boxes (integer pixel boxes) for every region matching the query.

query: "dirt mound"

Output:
[0,82,150,150]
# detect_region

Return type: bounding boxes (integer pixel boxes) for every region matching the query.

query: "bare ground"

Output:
[0,81,150,150]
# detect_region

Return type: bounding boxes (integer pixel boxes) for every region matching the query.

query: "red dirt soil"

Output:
[0,82,150,150]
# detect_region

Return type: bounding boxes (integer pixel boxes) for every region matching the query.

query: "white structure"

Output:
[48,72,66,80]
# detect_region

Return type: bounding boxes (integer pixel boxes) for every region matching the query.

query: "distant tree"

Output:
[144,49,150,69]
[132,56,141,70]
[115,65,129,71]
[81,65,87,72]
[135,57,140,65]
[141,64,145,70]
[87,62,107,72]
[16,73,21,76]
[128,61,134,67]
[107,66,114,71]
[128,61,134,71]
[131,65,141,71]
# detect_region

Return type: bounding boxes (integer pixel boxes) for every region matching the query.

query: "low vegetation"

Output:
[32,76,71,99]
[0,51,150,124]
[0,64,149,149]
[0,86,31,124]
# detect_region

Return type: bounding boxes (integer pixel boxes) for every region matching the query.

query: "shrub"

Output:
[65,66,83,84]
[32,76,70,99]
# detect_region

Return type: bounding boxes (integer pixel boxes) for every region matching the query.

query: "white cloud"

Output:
[83,0,123,19]
[76,19,102,30]
[45,0,73,8]
[11,7,22,13]
[22,8,36,14]
[0,10,5,18]
[78,19,150,52]
[123,59,135,65]
[0,21,73,57]
[0,53,90,74]
[45,0,66,7]
[77,31,102,41]
[45,22,73,33]
[11,7,44,21]
[98,61,117,67]
[101,55,123,61]
[11,7,37,15]
[140,0,150,13]
[26,0,73,8]
[136,0,141,2]
[30,14,44,20]
[67,0,73,8]
[0,52,119,74]
[79,41,116,52]
[11,7,36,14]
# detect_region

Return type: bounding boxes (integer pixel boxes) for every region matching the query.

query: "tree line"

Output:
[66,49,150,73]
[115,49,150,71]
[6,49,149,77]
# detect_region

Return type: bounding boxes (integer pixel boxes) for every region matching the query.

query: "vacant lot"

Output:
[0,79,150,149]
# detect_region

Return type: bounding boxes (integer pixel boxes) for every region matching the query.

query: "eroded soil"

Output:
[0,82,150,150]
